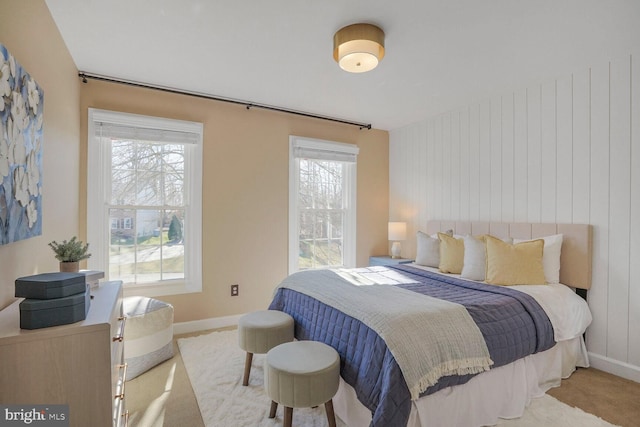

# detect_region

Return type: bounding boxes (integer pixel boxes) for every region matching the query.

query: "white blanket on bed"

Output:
[277,267,493,400]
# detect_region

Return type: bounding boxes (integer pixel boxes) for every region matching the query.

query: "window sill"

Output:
[122,280,201,298]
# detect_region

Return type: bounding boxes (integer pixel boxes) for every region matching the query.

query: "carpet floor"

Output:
[176,329,619,427]
[125,328,640,427]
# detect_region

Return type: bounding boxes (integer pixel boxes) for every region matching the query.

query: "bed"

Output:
[269,221,593,427]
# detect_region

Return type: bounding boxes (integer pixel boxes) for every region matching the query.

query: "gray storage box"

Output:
[15,272,86,299]
[80,270,105,289]
[19,287,91,329]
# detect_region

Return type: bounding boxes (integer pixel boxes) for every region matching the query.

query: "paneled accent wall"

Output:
[389,53,640,380]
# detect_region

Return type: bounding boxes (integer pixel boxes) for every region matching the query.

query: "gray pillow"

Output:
[415,231,440,267]
[461,234,486,281]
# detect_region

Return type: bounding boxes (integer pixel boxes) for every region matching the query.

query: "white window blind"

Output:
[292,139,359,163]
[94,123,200,145]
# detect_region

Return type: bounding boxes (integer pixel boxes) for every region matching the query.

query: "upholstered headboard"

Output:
[425,221,593,290]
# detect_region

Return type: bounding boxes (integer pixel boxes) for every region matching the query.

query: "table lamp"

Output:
[388,222,407,259]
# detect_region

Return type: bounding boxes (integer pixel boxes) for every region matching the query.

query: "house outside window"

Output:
[87,109,203,297]
[123,217,133,230]
[288,136,358,274]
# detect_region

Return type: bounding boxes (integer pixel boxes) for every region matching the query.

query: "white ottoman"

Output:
[265,341,340,427]
[238,310,294,386]
[123,296,174,380]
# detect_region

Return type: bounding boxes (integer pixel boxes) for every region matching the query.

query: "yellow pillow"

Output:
[438,232,464,274]
[485,235,546,286]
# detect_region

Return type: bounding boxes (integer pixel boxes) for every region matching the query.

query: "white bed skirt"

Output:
[333,337,589,427]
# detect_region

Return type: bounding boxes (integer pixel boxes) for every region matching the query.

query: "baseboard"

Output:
[173,313,243,335]
[588,352,640,383]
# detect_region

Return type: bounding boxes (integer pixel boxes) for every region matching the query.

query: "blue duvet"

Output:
[269,264,555,427]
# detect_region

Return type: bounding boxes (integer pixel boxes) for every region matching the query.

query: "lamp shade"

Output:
[333,23,385,73]
[388,222,407,241]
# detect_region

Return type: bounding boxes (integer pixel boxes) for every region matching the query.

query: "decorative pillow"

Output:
[415,231,440,267]
[513,234,563,284]
[485,235,546,286]
[461,234,486,281]
[438,233,464,274]
[430,229,454,239]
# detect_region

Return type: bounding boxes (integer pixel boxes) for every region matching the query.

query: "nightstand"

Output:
[369,256,413,266]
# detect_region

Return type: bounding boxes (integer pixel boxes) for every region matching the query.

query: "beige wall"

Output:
[0,0,389,322]
[80,81,389,322]
[0,0,81,309]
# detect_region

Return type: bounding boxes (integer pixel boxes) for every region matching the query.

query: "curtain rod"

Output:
[78,72,372,130]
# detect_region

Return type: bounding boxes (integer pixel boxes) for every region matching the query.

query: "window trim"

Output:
[288,135,358,274]
[87,108,203,297]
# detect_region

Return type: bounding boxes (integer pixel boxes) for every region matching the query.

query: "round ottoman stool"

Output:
[123,296,174,380]
[238,310,294,386]
[265,341,340,427]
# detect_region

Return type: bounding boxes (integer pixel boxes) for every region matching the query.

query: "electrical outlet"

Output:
[231,284,239,296]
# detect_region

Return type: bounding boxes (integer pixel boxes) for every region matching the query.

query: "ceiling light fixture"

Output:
[333,23,385,73]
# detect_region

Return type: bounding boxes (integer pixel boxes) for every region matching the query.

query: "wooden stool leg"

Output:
[269,401,278,419]
[284,407,293,427]
[325,399,337,427]
[242,352,253,386]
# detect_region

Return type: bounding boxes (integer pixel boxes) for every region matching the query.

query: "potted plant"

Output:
[48,236,92,273]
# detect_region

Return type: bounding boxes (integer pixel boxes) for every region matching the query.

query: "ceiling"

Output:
[45,1,639,131]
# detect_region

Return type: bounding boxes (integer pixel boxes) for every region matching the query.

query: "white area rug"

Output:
[178,330,618,427]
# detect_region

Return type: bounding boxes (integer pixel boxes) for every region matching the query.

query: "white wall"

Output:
[389,52,640,381]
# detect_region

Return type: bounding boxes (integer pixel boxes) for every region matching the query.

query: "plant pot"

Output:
[60,261,80,273]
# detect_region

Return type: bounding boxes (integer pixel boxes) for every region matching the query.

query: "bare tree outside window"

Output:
[108,139,185,285]
[297,159,346,269]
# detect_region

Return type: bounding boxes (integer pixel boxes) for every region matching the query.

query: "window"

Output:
[288,136,358,273]
[87,109,203,297]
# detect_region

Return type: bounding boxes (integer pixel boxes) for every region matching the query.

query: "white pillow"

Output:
[415,231,440,267]
[513,234,563,284]
[461,235,486,281]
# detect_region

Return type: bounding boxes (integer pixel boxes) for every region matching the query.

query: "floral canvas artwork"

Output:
[0,43,43,245]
